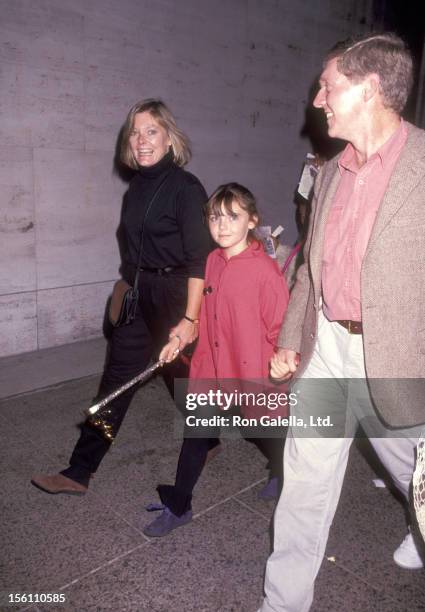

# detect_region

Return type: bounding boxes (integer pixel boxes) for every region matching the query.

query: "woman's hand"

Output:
[159,334,181,363]
[159,318,199,363]
[159,276,203,363]
[170,317,199,348]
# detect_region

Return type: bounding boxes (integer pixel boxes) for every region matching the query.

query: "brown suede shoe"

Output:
[31,473,87,495]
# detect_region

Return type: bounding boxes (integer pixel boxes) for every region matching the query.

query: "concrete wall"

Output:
[0,0,371,357]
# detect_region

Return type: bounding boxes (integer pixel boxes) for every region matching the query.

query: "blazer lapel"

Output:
[309,159,341,289]
[366,124,425,255]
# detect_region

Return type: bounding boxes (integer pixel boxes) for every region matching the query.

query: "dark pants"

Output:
[62,271,190,486]
[157,421,286,516]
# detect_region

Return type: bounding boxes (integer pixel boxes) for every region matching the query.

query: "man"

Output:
[259,33,425,612]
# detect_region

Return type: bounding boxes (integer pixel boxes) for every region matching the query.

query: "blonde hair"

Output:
[120,99,191,169]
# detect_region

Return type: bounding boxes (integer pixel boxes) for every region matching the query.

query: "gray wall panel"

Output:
[0,0,371,356]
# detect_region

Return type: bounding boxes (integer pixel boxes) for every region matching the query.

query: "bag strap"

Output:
[132,168,176,291]
[281,242,302,275]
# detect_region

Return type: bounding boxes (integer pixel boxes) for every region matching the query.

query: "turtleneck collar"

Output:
[138,149,175,179]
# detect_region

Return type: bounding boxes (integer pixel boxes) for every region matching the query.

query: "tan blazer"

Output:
[279,122,425,428]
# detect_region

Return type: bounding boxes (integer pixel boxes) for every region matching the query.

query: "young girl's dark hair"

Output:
[205,182,259,240]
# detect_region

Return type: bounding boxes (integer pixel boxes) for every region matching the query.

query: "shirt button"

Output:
[214,341,219,347]
[358,179,364,185]
[214,314,217,320]
[310,333,314,339]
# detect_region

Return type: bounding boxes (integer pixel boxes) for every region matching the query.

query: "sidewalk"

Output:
[0,340,424,611]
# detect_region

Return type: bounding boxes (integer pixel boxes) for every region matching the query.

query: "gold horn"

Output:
[85,360,163,440]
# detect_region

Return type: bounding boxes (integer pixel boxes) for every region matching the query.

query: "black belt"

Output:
[139,266,175,275]
[139,266,184,276]
[336,320,363,334]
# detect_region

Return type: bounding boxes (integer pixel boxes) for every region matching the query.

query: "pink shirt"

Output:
[189,241,289,418]
[190,240,289,381]
[322,120,407,321]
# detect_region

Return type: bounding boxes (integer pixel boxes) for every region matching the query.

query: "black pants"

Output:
[157,421,286,516]
[62,271,190,486]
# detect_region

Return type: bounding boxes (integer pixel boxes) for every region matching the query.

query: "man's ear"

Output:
[363,73,380,103]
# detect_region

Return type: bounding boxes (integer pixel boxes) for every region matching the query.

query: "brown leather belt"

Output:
[336,320,363,334]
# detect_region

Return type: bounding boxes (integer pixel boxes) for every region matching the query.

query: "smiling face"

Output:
[129,111,171,167]
[313,57,365,142]
[208,198,257,258]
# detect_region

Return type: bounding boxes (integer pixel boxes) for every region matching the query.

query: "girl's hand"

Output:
[270,349,299,381]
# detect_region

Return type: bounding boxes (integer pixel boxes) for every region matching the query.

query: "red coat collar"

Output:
[216,239,264,261]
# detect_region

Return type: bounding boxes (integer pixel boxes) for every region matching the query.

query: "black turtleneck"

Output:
[122,151,211,278]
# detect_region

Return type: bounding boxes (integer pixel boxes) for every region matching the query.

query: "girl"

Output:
[144,182,290,536]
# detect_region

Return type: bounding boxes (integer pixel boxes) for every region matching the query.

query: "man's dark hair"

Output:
[326,33,413,114]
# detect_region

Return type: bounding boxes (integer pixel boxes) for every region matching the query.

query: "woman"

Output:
[31,99,212,495]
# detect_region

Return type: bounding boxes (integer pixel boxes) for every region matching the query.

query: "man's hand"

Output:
[270,348,300,381]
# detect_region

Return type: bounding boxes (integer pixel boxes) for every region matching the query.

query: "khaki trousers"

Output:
[259,311,419,612]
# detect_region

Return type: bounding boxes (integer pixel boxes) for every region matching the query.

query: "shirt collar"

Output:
[338,119,407,174]
[217,239,263,261]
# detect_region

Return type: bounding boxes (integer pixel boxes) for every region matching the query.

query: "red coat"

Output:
[189,241,290,416]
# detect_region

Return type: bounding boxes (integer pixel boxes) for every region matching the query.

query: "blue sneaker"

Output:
[257,477,279,500]
[143,506,192,537]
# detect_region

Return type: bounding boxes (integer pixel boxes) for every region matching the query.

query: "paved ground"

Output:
[1,340,424,611]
